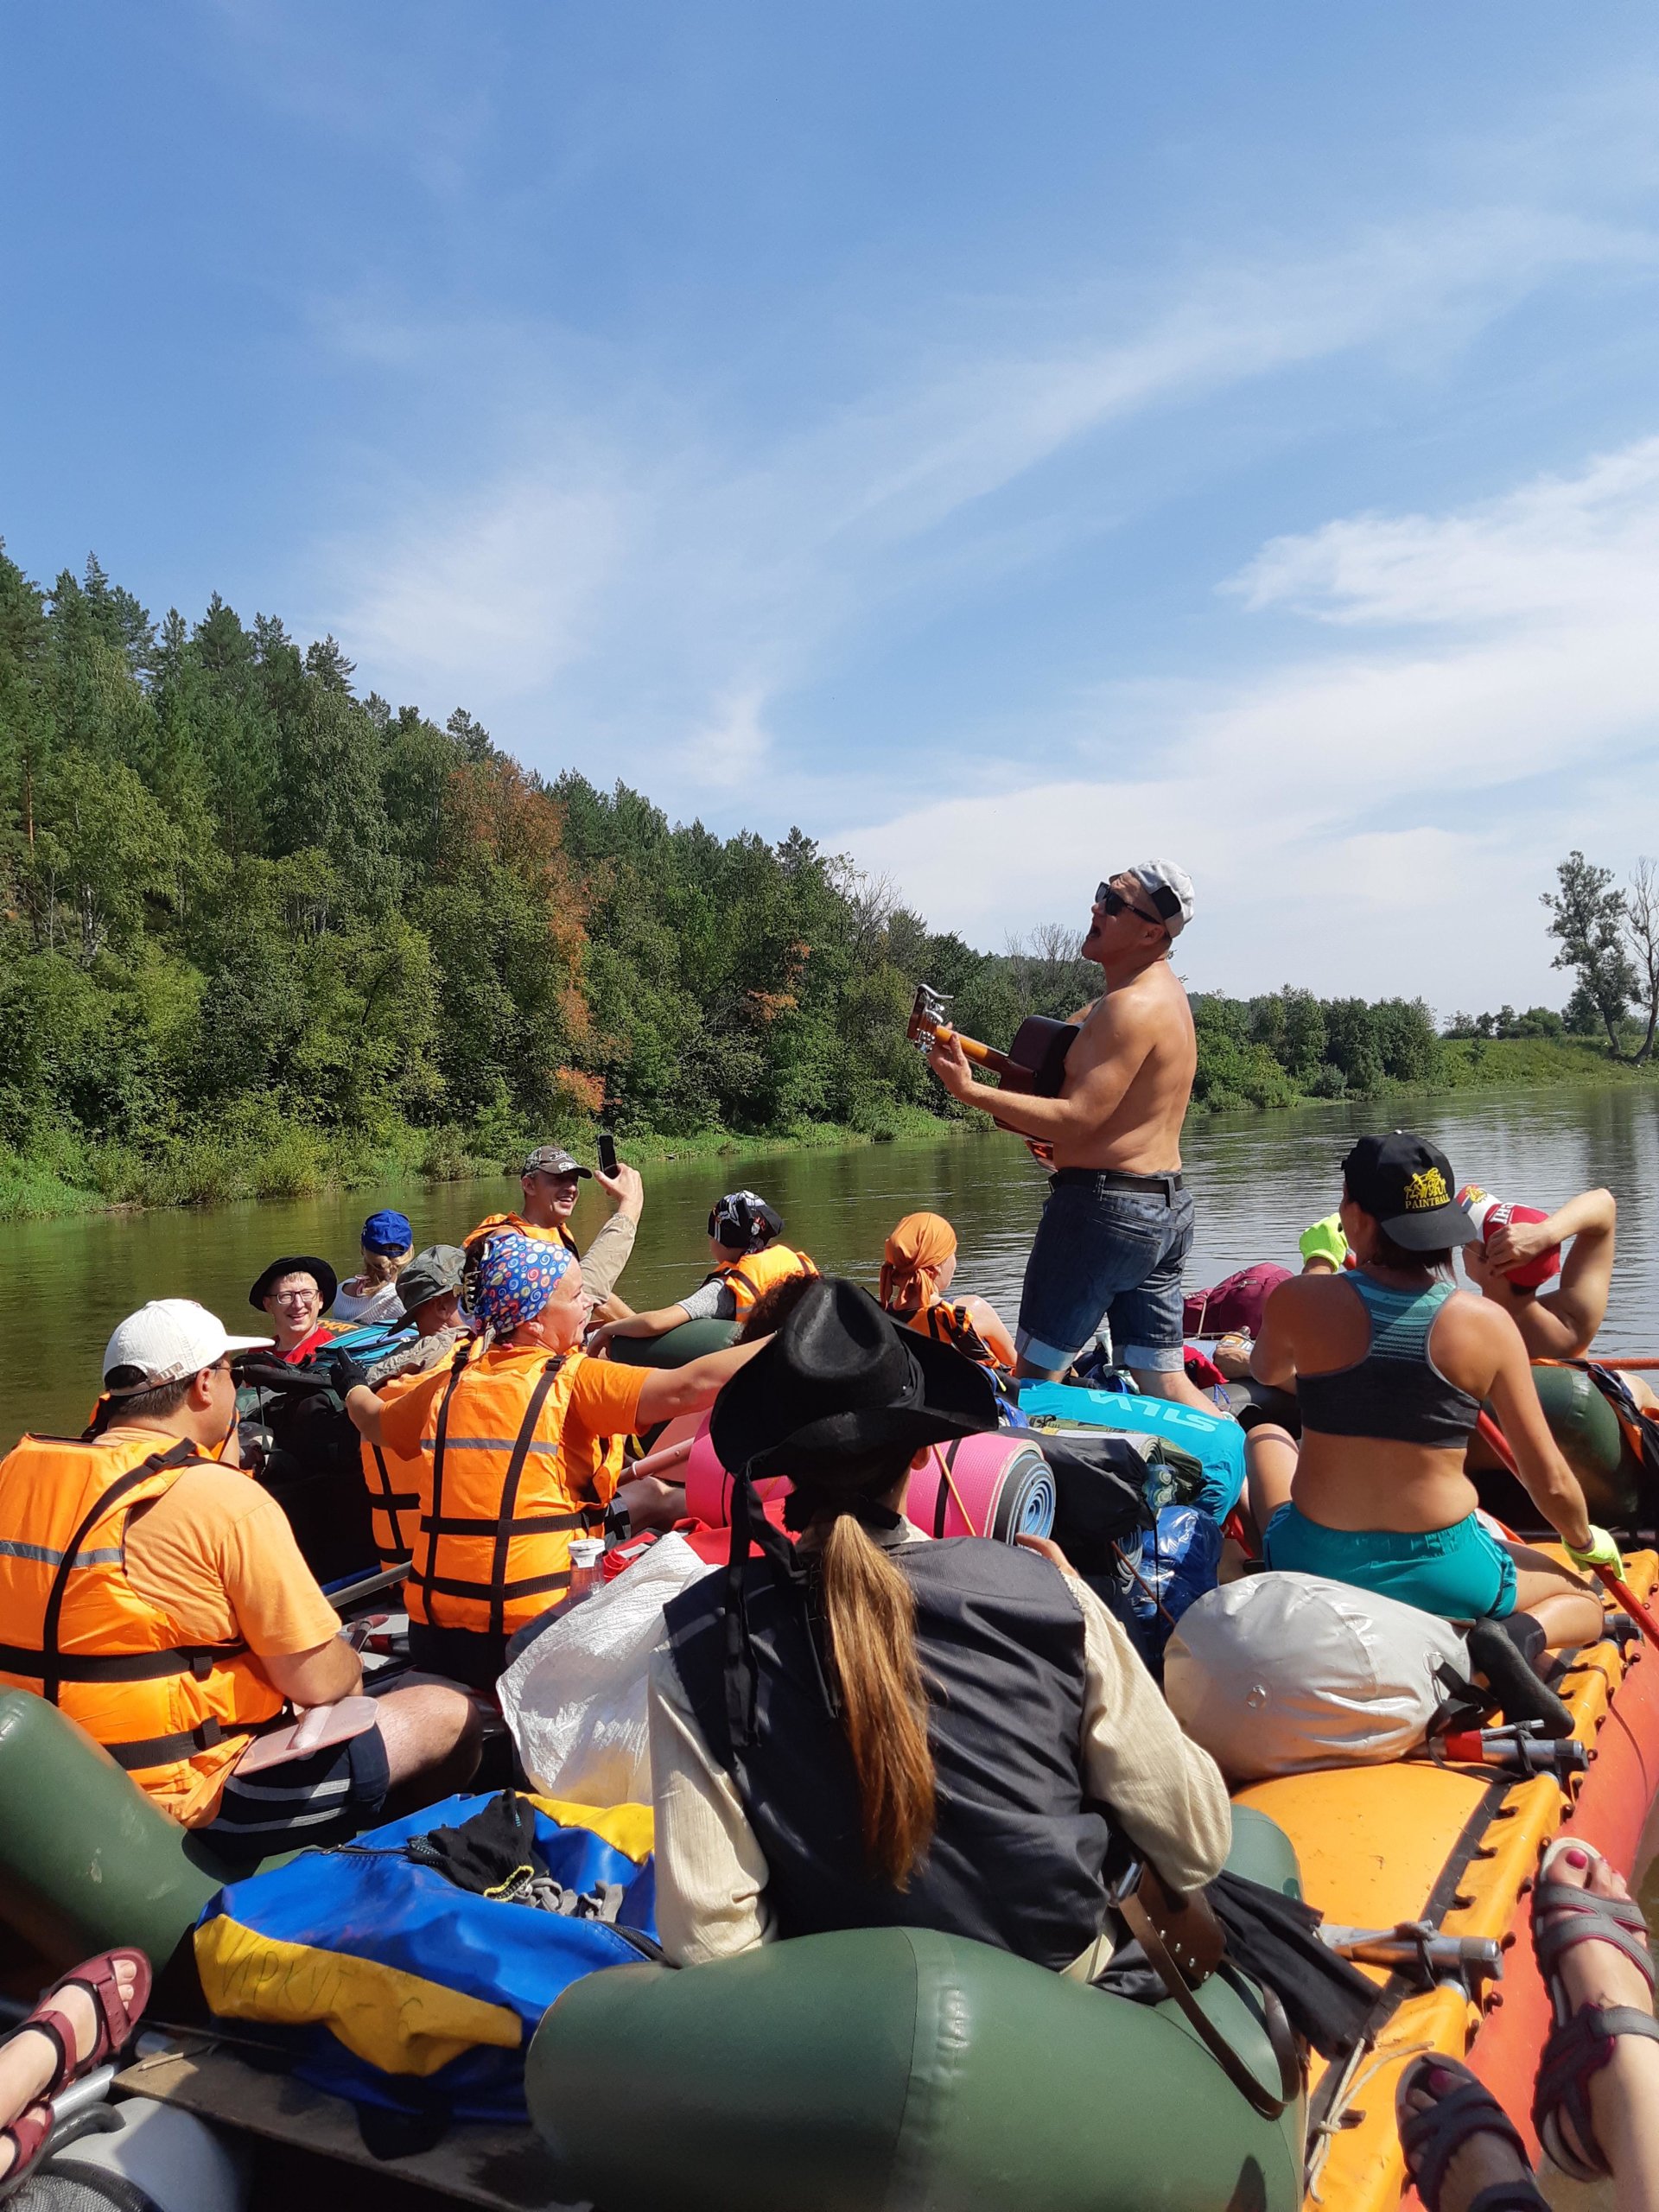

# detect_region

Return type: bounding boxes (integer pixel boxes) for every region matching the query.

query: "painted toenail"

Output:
[1565,1848,1587,1867]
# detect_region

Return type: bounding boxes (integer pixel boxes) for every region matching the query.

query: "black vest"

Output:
[664,1536,1116,1972]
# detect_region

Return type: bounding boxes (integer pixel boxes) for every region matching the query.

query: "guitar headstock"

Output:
[906,984,950,1048]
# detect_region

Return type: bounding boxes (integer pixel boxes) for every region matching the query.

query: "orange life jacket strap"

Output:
[413,1351,573,1637]
[0,1640,246,1684]
[103,1710,280,1774]
[36,1439,204,1707]
[418,1566,574,1605]
[486,1359,567,1637]
[367,1445,419,1554]
[421,1508,591,1537]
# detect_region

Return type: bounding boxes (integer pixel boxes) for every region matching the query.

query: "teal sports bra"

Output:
[1296,1275,1481,1447]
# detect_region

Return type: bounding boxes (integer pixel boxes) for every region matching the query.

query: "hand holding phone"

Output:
[597,1129,619,1177]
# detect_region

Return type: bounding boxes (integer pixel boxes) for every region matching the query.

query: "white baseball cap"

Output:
[1127,858,1194,938]
[102,1300,271,1393]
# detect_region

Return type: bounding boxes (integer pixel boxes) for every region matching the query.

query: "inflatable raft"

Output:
[1255,1547,1659,2211]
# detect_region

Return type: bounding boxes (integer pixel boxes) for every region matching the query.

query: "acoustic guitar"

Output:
[906,986,1078,1097]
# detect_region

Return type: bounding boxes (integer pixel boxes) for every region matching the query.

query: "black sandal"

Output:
[1396,2056,1547,2212]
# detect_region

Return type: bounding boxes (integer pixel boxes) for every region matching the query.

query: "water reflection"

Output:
[6,1083,1659,1444]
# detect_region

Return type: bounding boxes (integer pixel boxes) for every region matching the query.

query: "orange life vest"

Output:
[359,1367,429,1570]
[461,1213,578,1257]
[0,1433,284,1808]
[405,1344,613,1637]
[704,1244,818,1324]
[900,1298,1004,1372]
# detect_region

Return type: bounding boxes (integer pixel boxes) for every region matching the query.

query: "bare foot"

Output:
[0,1955,143,2167]
[1399,2060,1543,2210]
[1538,1843,1659,2179]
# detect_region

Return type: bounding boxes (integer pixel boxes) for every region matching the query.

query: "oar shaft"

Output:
[1476,1410,1659,1651]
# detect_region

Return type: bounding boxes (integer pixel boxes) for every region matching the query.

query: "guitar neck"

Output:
[925,1024,1014,1082]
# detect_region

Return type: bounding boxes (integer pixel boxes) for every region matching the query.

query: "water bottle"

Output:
[567,1537,606,1607]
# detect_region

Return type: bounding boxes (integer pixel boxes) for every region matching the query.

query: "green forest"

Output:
[0,546,1640,1219]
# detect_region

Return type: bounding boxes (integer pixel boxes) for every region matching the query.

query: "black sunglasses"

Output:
[1095,881,1163,928]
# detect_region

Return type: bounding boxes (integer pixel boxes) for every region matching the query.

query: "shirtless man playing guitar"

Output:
[928,861,1217,1410]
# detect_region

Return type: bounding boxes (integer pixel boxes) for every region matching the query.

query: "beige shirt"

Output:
[579,1209,638,1303]
[646,1530,1231,1969]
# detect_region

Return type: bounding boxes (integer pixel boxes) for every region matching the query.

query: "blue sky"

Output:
[4,5,1658,1013]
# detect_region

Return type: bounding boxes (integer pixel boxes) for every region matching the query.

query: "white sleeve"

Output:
[1070,1576,1233,1895]
[647,1641,776,1966]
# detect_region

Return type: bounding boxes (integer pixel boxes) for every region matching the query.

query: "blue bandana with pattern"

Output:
[474,1232,575,1336]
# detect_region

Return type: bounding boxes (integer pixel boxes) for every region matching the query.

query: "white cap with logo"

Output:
[1127,858,1195,938]
[102,1300,272,1394]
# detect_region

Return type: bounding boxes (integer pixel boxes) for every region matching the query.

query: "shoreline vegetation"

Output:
[3,1038,1649,1226]
[3,547,1649,1224]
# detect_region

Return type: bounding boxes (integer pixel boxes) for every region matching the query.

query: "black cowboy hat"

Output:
[710,1275,997,1484]
[248,1255,339,1312]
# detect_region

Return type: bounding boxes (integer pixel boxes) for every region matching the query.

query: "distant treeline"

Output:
[0,543,1632,1216]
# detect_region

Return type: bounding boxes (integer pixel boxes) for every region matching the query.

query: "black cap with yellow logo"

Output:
[1341,1131,1478,1251]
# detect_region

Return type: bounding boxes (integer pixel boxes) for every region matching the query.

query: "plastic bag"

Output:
[1113,1503,1222,1665]
[499,1531,715,1805]
[1166,1573,1470,1783]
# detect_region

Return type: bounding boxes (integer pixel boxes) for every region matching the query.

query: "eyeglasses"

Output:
[1095,882,1163,928]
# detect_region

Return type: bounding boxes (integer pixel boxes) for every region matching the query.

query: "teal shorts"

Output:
[1262,1503,1518,1621]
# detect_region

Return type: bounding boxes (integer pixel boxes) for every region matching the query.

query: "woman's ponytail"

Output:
[817,1511,936,1887]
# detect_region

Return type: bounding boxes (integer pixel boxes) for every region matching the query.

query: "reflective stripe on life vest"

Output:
[703,1244,818,1323]
[405,1344,608,1637]
[0,1433,284,1795]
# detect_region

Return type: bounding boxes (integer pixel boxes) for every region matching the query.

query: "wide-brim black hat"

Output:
[710,1275,998,1484]
[248,1255,339,1312]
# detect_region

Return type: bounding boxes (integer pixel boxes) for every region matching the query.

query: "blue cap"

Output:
[361,1209,414,1255]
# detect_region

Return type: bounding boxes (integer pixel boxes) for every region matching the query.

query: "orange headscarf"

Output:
[879,1212,957,1317]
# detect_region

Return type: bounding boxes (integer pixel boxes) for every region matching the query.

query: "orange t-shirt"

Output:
[117,1453,344,1825]
[379,1347,645,1501]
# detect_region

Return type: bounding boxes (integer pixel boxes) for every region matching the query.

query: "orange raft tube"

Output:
[1241,1548,1659,2211]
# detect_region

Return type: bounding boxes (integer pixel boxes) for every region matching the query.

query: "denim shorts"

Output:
[1016,1173,1193,1373]
[1262,1503,1519,1621]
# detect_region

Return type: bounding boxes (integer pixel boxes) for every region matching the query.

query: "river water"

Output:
[6,1084,1658,2198]
[9,1080,1659,1444]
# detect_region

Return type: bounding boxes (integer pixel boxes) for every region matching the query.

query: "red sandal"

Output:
[10,1948,152,2105]
[0,2102,54,2202]
[1530,1838,1659,2182]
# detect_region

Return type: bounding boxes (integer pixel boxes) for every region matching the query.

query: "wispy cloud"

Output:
[851,434,1659,1008]
[325,188,1657,785]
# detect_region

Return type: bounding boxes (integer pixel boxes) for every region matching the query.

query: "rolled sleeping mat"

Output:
[683,1417,791,1526]
[605,1319,738,1370]
[528,1827,1306,2212]
[0,1691,258,1972]
[907,1434,1056,1543]
[683,1424,1054,1546]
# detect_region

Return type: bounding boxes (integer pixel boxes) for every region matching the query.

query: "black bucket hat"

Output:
[248,1255,339,1312]
[711,1275,997,1484]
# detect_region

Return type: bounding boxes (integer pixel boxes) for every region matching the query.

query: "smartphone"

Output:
[597,1129,619,1176]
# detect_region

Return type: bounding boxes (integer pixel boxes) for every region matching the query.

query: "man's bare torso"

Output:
[1052,959,1196,1173]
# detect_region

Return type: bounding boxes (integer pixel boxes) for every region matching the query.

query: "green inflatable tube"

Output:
[1531,1363,1642,1523]
[0,1691,258,1972]
[605,1319,738,1370]
[528,1815,1306,2212]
